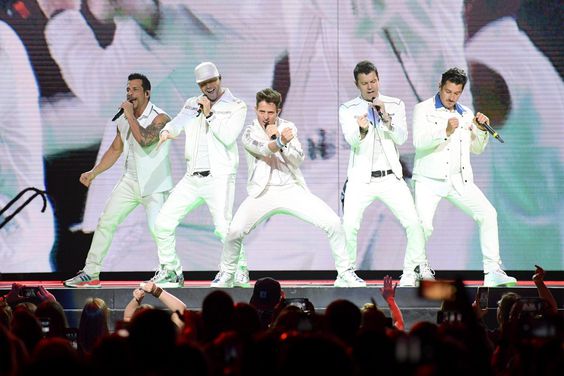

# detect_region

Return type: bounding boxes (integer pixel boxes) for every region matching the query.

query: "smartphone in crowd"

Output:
[39,317,50,335]
[476,286,489,309]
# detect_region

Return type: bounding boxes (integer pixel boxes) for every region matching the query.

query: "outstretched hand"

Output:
[380,275,397,301]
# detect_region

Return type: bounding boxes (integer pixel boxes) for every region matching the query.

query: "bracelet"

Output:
[150,286,163,298]
[205,112,214,119]
[275,136,285,149]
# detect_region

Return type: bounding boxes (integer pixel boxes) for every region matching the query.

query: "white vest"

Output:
[116,102,173,196]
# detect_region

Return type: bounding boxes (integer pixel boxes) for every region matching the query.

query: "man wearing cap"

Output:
[150,62,248,287]
[211,88,366,288]
[249,277,283,329]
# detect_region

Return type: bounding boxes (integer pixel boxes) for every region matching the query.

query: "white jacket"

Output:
[242,118,307,197]
[339,94,407,183]
[163,88,247,176]
[412,94,489,184]
[116,102,173,197]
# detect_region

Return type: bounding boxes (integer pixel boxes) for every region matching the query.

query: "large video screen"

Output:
[1,0,562,273]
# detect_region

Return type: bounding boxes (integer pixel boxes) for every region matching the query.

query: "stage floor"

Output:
[2,279,564,289]
[1,279,562,331]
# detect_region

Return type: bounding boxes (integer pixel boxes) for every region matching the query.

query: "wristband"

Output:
[206,111,214,119]
[275,136,285,149]
[151,286,163,298]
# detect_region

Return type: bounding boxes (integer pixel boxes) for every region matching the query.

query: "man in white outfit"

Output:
[64,73,173,287]
[339,61,434,286]
[154,62,249,287]
[212,88,366,288]
[412,67,517,287]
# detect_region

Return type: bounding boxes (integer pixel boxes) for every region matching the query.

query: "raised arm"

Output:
[140,281,187,328]
[469,112,490,155]
[533,265,558,314]
[279,125,305,169]
[126,107,171,147]
[123,288,146,322]
[380,275,405,331]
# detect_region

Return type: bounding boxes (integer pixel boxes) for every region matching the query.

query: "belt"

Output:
[371,169,393,178]
[192,170,211,177]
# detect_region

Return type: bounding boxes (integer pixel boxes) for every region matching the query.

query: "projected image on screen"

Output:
[0,0,561,273]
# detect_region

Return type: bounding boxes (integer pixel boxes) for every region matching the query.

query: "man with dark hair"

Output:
[64,73,172,288]
[412,67,516,287]
[212,88,365,288]
[154,62,248,287]
[340,60,433,286]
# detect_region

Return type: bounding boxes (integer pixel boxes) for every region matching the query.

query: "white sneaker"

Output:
[334,269,366,287]
[233,268,251,288]
[399,271,418,287]
[210,271,234,288]
[484,269,517,287]
[148,267,184,288]
[416,262,435,280]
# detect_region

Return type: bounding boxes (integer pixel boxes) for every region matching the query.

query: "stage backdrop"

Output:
[0,0,562,273]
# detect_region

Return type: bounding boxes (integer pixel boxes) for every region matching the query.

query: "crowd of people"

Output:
[1,266,561,376]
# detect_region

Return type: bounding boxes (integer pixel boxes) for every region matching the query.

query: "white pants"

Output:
[83,176,167,277]
[154,173,245,275]
[414,175,502,273]
[343,175,427,271]
[219,184,352,274]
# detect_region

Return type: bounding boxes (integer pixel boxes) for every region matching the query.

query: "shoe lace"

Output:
[343,269,362,282]
[150,267,167,281]
[420,263,435,277]
[400,271,416,280]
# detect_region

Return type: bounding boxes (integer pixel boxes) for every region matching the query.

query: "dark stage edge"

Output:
[1,278,563,332]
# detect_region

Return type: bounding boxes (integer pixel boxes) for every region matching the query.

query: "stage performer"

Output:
[153,62,249,287]
[211,88,366,288]
[340,60,434,287]
[64,73,172,288]
[412,67,516,287]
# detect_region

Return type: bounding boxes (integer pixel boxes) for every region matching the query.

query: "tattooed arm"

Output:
[128,113,171,147]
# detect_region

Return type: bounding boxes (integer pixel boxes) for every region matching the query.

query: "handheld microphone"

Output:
[264,120,277,140]
[196,103,203,117]
[477,119,505,143]
[370,97,383,122]
[111,108,124,121]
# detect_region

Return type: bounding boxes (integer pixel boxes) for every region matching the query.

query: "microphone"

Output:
[476,119,505,143]
[263,120,276,139]
[371,97,384,120]
[111,108,124,121]
[196,103,203,117]
[370,97,383,122]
